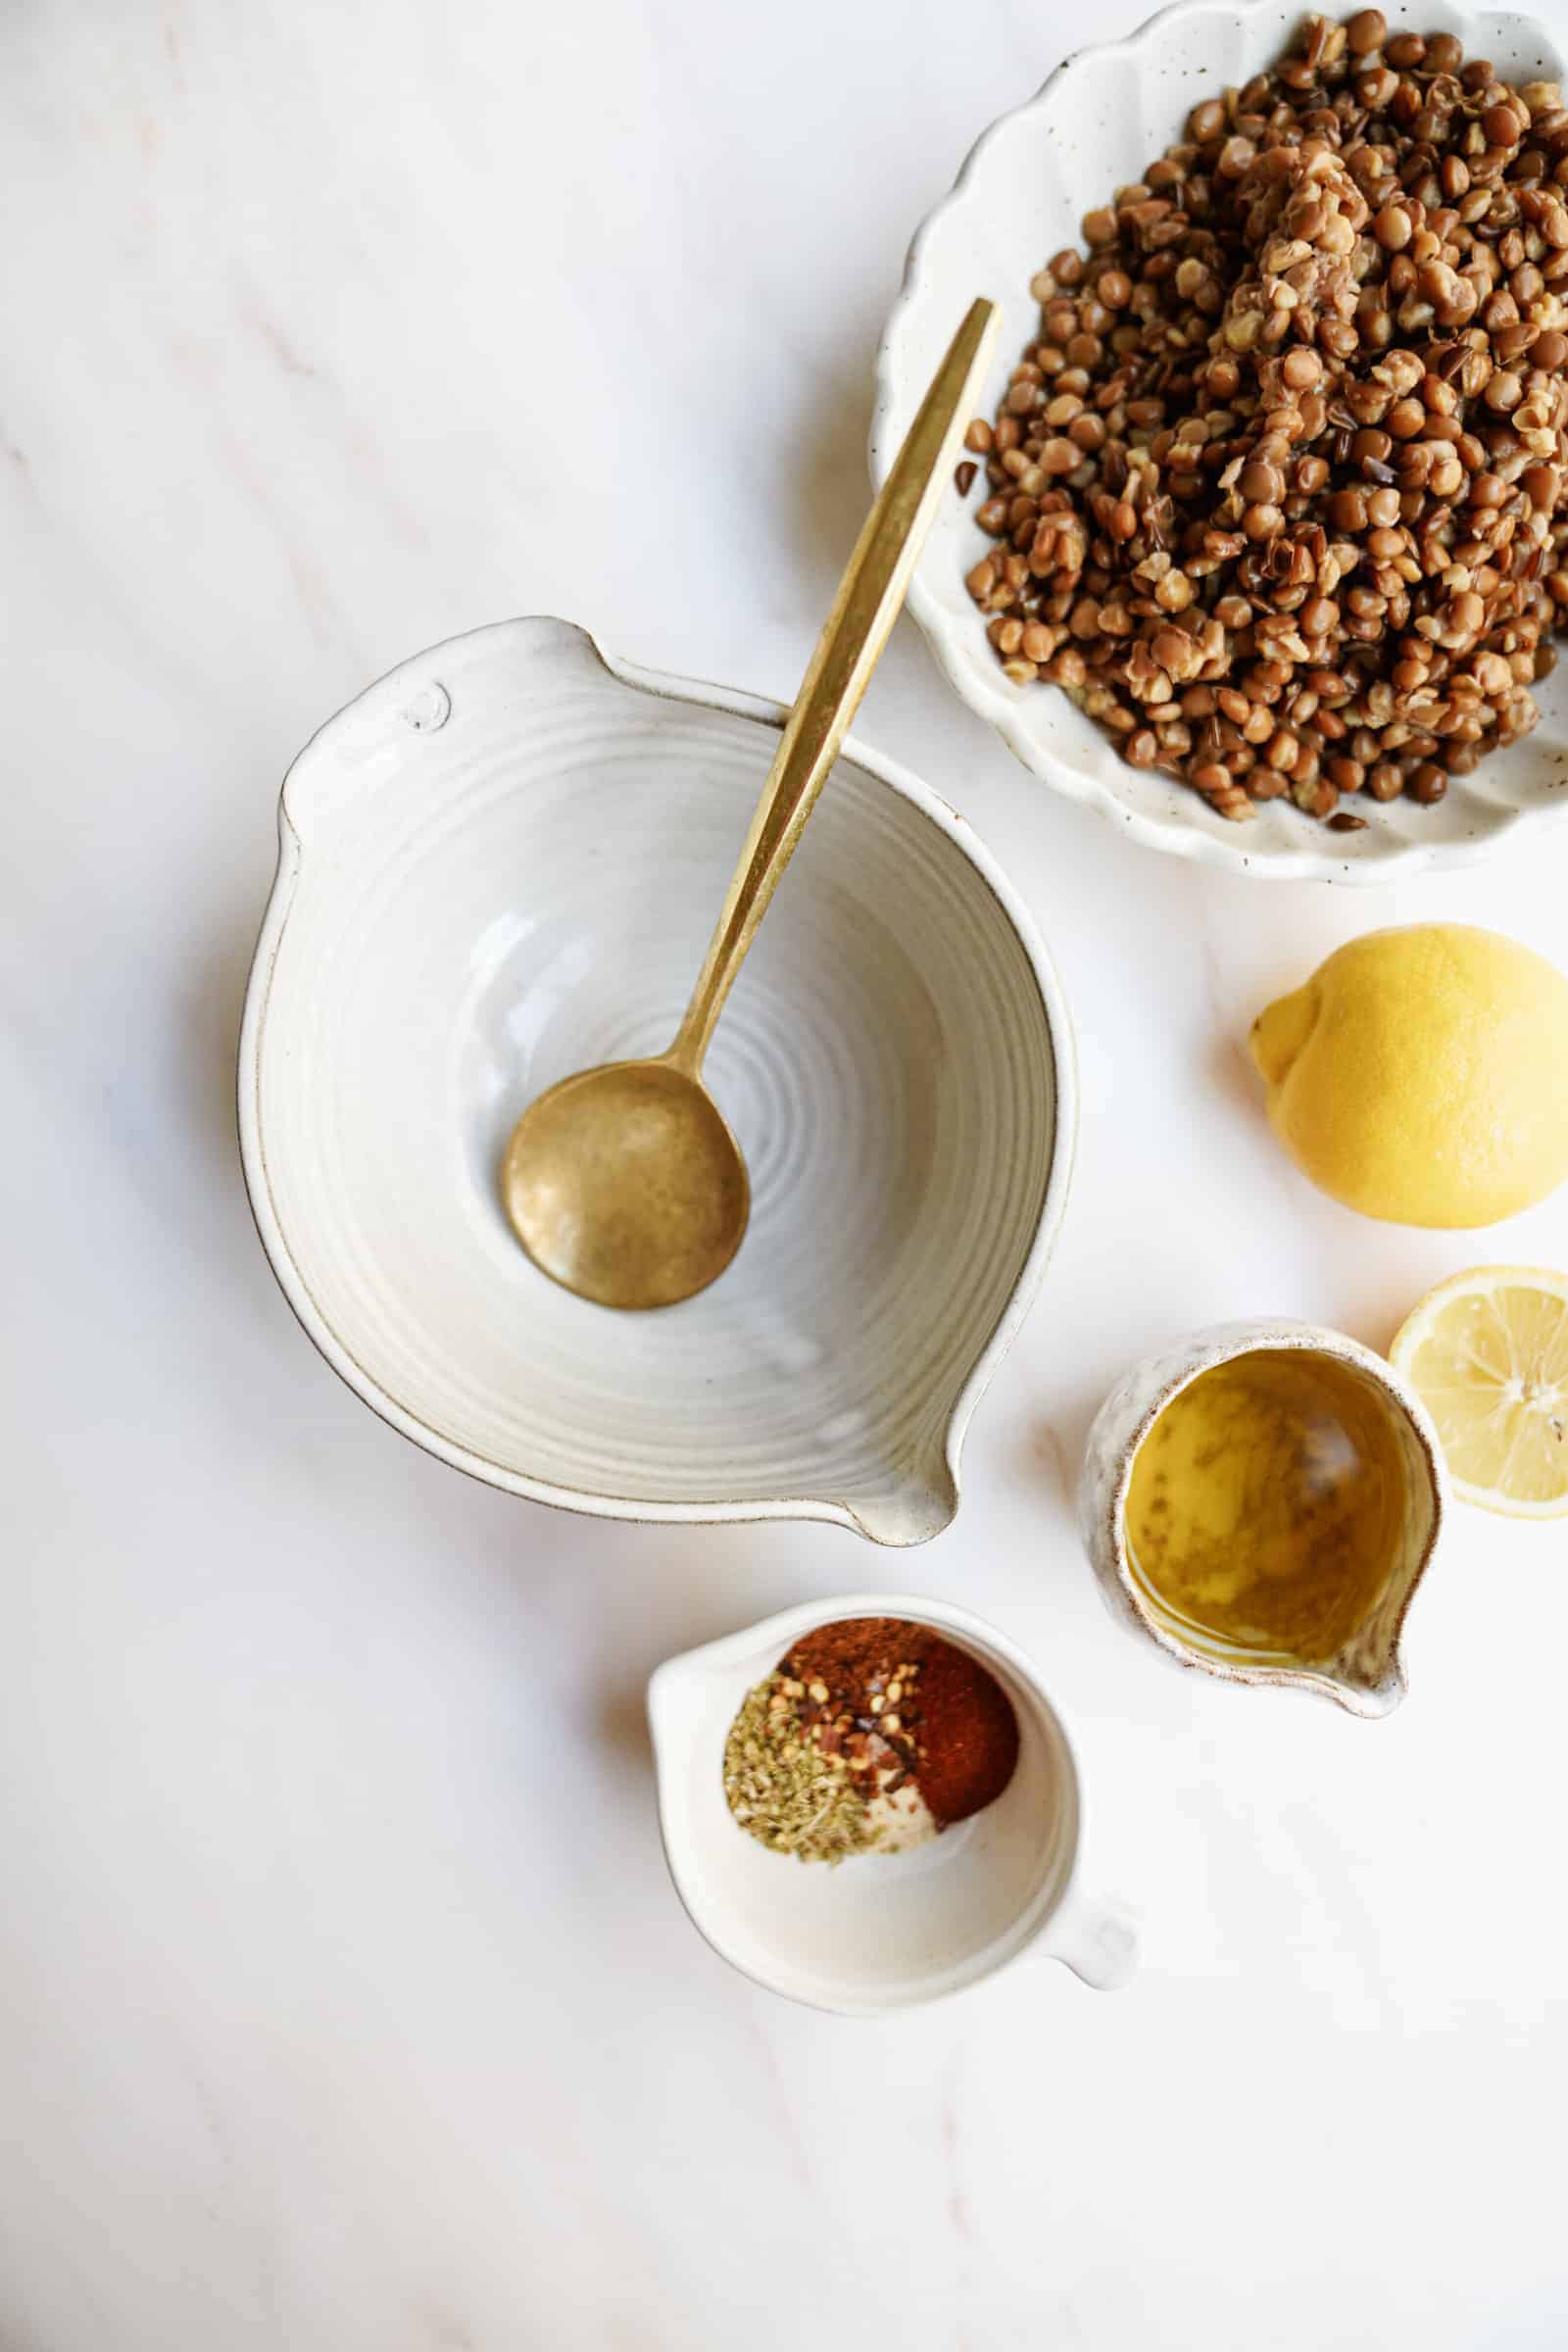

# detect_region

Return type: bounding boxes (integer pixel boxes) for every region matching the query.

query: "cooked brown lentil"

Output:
[963,12,1568,821]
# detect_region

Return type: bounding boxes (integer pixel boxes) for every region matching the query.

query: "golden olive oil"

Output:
[1124,1350,1408,1661]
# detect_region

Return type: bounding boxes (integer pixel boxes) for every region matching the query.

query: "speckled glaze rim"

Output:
[647,1593,1141,2016]
[237,616,1079,1541]
[870,0,1568,884]
[1082,1321,1449,1715]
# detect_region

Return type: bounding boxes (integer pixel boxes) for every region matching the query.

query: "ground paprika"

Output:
[782,1616,1018,1826]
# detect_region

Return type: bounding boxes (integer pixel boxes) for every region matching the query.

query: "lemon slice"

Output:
[1391,1268,1568,1518]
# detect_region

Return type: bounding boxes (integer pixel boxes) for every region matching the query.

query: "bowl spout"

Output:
[844,1449,959,1547]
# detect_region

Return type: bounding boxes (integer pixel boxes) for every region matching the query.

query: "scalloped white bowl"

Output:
[872,0,1568,882]
[238,618,1075,1544]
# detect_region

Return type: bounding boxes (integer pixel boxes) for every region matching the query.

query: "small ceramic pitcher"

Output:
[648,1595,1138,2014]
[1079,1320,1447,1718]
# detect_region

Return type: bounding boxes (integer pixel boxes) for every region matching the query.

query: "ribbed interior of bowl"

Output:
[872,0,1568,880]
[243,619,1066,1542]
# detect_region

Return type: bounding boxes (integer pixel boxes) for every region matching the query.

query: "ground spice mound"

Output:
[963,10,1568,823]
[781,1617,1019,1826]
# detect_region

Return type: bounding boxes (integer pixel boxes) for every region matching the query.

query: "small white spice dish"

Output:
[871,0,1568,881]
[239,617,1075,1544]
[648,1595,1139,2014]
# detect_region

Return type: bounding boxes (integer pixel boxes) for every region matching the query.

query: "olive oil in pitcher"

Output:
[1124,1349,1409,1661]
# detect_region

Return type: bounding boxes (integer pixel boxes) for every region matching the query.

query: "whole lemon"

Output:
[1249,924,1568,1228]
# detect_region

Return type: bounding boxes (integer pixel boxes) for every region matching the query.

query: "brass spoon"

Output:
[502,297,1001,1309]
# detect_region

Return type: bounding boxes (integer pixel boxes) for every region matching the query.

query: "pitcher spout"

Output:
[1321,1639,1407,1720]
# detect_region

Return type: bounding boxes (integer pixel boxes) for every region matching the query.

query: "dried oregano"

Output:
[721,1675,873,1865]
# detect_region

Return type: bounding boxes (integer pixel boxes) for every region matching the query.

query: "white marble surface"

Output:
[4,2,1567,2344]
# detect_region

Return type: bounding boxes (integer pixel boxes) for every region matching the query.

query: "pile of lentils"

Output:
[961,10,1568,823]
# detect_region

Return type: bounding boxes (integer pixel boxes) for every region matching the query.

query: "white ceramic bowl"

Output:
[872,0,1568,882]
[648,1595,1139,2013]
[238,617,1075,1544]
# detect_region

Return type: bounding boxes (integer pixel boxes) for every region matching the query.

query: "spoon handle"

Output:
[668,295,1001,1073]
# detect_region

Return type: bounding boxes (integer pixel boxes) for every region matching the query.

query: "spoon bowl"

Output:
[503,1057,750,1309]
